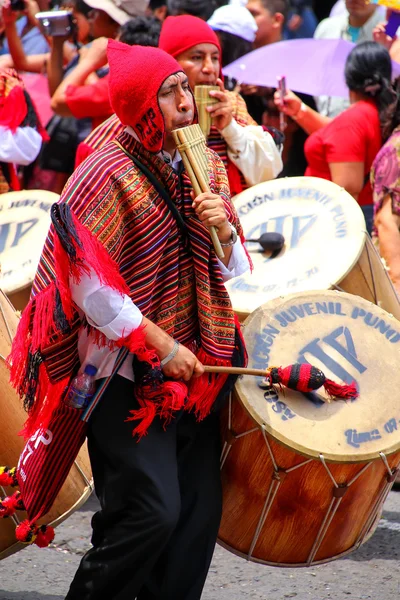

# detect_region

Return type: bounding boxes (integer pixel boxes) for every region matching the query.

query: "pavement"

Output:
[0,491,399,600]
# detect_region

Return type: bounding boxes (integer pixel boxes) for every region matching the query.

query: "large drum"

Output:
[227,177,400,322]
[0,291,93,560]
[219,290,400,566]
[0,190,57,311]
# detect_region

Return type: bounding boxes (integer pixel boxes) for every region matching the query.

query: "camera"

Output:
[10,0,26,11]
[35,10,76,37]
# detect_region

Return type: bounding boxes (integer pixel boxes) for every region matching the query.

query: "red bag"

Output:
[0,348,128,547]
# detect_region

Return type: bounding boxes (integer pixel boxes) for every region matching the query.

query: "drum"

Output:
[0,290,93,560]
[0,190,58,311]
[219,290,400,566]
[227,177,400,322]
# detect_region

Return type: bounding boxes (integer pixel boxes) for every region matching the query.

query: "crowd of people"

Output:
[2,1,400,598]
[1,0,400,289]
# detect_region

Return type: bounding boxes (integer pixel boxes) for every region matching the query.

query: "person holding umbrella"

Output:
[275,41,395,234]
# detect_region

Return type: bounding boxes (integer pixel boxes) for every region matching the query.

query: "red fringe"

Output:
[0,467,17,487]
[125,401,157,441]
[70,213,129,295]
[30,284,57,352]
[21,375,70,440]
[324,379,358,400]
[7,300,33,394]
[186,347,231,421]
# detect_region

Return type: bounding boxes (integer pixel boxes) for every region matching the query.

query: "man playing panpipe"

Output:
[76,16,283,195]
[8,40,250,600]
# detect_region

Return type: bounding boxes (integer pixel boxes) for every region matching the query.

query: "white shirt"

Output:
[70,142,250,381]
[0,126,42,165]
[220,119,283,185]
[314,9,384,117]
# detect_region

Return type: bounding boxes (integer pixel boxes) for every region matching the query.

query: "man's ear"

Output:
[155,5,168,21]
[273,12,285,30]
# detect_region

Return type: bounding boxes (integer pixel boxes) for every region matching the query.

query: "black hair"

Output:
[261,0,290,23]
[119,16,162,47]
[345,42,395,138]
[167,0,218,21]
[215,30,253,68]
[381,76,400,141]
[74,0,92,18]
[149,0,167,8]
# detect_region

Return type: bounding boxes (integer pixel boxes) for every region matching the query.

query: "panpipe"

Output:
[194,85,220,138]
[172,124,224,259]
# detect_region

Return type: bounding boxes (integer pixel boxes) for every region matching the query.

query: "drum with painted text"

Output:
[227,177,400,322]
[219,290,400,566]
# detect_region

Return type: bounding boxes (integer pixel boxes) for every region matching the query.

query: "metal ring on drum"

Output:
[219,290,400,567]
[227,177,400,322]
[0,290,93,560]
[0,190,59,311]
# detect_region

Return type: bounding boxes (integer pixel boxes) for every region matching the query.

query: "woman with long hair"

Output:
[276,42,395,233]
[371,77,400,294]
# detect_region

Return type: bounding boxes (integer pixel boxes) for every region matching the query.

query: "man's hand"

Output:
[373,23,396,51]
[207,77,233,131]
[162,343,204,381]
[191,191,231,241]
[273,89,302,118]
[78,37,108,70]
[2,1,18,26]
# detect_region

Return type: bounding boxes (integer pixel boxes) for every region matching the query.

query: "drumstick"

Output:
[203,364,358,400]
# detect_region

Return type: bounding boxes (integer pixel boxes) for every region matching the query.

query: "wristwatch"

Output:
[220,223,238,247]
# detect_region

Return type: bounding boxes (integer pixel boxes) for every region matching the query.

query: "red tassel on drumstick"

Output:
[204,363,358,401]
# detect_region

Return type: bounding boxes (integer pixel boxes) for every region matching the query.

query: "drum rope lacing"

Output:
[221,395,400,565]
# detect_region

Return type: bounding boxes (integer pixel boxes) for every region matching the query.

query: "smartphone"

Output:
[35,10,76,37]
[277,75,287,132]
[10,0,26,11]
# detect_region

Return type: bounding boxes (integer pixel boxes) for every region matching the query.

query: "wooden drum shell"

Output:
[219,393,400,567]
[0,291,93,560]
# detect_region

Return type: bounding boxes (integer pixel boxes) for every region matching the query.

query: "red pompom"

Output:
[0,466,18,487]
[0,491,24,518]
[15,520,38,544]
[34,524,55,548]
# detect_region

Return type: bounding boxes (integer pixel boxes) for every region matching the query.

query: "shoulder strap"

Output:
[114,140,189,244]
[81,347,129,423]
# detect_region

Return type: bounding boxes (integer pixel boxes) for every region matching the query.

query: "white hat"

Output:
[83,0,148,25]
[207,5,258,43]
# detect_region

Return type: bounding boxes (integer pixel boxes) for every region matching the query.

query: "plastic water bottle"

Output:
[64,365,98,409]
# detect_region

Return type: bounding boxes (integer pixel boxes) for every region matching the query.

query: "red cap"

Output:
[159,15,222,60]
[107,39,184,153]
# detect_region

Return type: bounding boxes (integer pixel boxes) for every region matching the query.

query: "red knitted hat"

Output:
[159,15,222,60]
[107,39,184,153]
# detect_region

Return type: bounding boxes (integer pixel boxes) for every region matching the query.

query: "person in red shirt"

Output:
[275,41,394,234]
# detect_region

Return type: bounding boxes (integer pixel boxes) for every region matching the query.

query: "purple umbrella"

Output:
[223,38,400,98]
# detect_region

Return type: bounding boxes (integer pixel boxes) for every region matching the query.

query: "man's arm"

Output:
[70,269,204,381]
[51,38,108,117]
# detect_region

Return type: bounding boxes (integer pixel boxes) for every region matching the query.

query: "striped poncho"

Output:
[8,130,248,439]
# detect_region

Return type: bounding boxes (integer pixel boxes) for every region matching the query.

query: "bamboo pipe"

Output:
[172,126,225,259]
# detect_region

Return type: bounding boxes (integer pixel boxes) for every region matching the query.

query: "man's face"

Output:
[158,72,194,144]
[176,43,220,90]
[345,0,376,19]
[247,0,279,47]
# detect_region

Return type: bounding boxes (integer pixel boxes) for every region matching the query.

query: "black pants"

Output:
[65,375,222,600]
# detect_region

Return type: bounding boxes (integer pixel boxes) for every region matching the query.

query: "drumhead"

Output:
[0,191,58,295]
[226,177,366,318]
[237,290,400,462]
